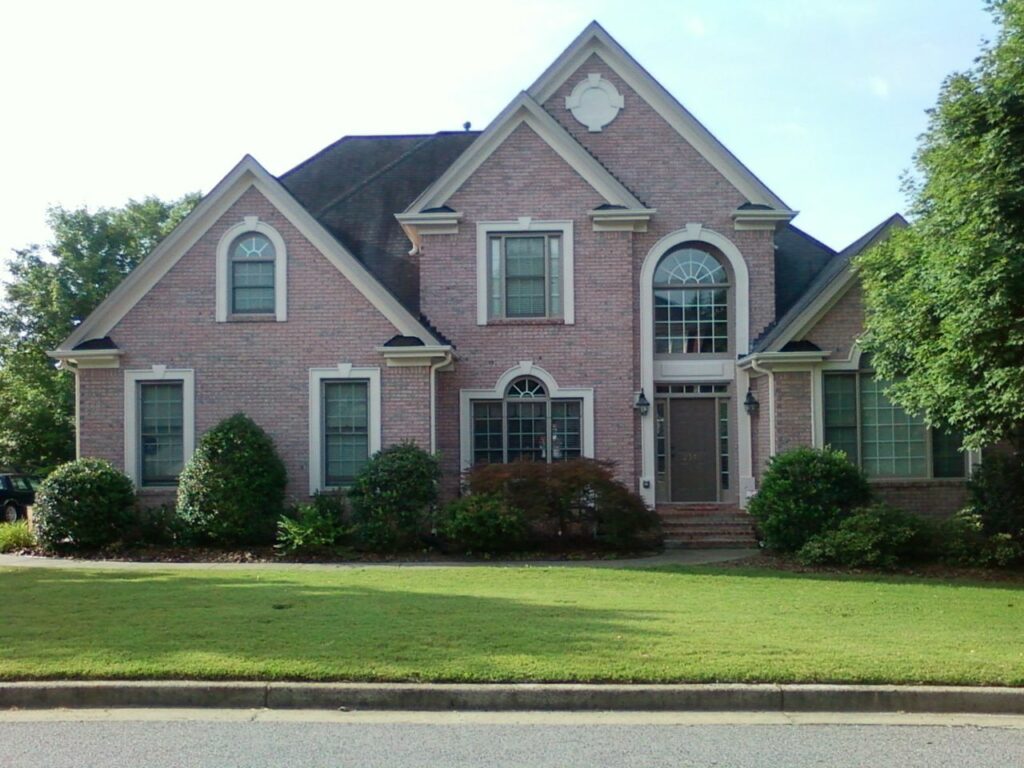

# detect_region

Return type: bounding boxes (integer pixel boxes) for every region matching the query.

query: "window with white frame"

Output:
[823,363,965,479]
[471,376,582,464]
[124,367,195,489]
[229,232,276,314]
[308,365,381,493]
[653,246,729,354]
[488,233,563,319]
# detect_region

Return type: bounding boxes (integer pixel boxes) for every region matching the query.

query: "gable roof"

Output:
[281,132,479,313]
[753,214,908,353]
[402,92,651,214]
[773,224,836,317]
[528,21,790,211]
[54,155,448,355]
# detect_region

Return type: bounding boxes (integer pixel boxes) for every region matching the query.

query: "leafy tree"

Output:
[857,1,1024,449]
[0,194,199,470]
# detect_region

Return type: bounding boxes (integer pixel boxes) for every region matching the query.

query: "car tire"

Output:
[3,503,19,523]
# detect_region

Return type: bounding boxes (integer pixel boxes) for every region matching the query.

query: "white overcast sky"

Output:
[0,0,995,287]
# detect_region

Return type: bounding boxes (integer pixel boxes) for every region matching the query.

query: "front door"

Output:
[669,398,718,502]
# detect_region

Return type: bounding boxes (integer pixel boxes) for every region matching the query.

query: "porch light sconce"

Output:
[633,389,650,417]
[744,388,760,416]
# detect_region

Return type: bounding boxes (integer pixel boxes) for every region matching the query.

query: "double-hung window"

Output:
[230,232,276,314]
[138,381,185,486]
[472,376,582,464]
[488,233,562,319]
[823,366,965,478]
[322,380,370,486]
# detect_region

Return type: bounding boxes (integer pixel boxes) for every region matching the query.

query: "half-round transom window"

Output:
[506,376,547,399]
[653,246,729,354]
[230,232,276,314]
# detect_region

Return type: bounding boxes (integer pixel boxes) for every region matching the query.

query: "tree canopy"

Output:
[0,194,199,471]
[857,0,1024,449]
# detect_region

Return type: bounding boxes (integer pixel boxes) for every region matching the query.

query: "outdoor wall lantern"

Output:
[744,388,760,416]
[633,389,650,416]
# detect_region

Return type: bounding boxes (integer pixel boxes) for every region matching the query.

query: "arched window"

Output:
[653,246,729,354]
[229,232,277,314]
[472,376,582,464]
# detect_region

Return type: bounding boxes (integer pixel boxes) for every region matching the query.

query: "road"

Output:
[2,710,1022,767]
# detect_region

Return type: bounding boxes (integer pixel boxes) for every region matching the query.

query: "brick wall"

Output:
[78,186,431,504]
[774,371,813,453]
[804,283,864,360]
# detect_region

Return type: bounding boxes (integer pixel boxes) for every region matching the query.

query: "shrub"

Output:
[934,510,1024,568]
[466,458,660,550]
[0,521,36,553]
[797,504,930,569]
[748,447,871,552]
[33,458,136,551]
[349,443,439,551]
[128,505,189,547]
[176,413,287,546]
[438,493,526,554]
[276,492,351,556]
[966,453,1024,537]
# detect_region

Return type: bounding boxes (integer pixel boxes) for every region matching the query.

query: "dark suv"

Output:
[1,473,41,523]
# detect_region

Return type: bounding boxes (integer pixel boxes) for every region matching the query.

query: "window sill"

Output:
[487,318,565,326]
[227,313,278,323]
[867,477,967,486]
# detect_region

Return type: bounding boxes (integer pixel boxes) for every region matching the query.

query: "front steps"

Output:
[656,503,759,549]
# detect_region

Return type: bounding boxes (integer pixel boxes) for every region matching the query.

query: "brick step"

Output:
[661,523,756,535]
[665,537,759,550]
[656,507,747,517]
[658,513,753,523]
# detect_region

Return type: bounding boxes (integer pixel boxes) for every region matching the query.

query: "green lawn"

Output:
[1,564,1022,685]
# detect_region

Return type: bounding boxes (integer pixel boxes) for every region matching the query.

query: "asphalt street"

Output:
[1,710,1023,767]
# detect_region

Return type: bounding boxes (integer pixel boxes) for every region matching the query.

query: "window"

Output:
[138,381,184,485]
[823,366,965,479]
[472,376,582,464]
[653,246,729,354]
[322,380,369,485]
[230,232,276,314]
[488,233,562,319]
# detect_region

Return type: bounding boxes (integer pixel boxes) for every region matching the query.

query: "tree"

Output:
[0,194,200,471]
[857,0,1024,450]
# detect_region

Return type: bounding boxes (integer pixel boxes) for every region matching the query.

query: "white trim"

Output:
[376,345,454,367]
[48,348,123,369]
[216,216,288,322]
[475,220,575,326]
[638,224,750,506]
[55,155,442,355]
[565,72,624,132]
[394,211,463,255]
[403,93,646,215]
[459,361,595,472]
[528,22,788,210]
[589,207,655,232]
[308,365,382,495]
[732,207,799,231]
[123,367,195,489]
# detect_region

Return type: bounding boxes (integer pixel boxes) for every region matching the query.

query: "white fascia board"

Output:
[402,93,645,215]
[59,155,444,352]
[376,345,454,367]
[732,208,799,231]
[527,23,788,210]
[589,207,656,232]
[738,351,830,370]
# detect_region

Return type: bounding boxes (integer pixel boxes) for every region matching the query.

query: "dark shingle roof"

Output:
[72,336,118,351]
[754,214,907,352]
[280,131,480,314]
[774,224,836,318]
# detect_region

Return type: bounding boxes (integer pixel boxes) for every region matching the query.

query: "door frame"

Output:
[654,384,731,503]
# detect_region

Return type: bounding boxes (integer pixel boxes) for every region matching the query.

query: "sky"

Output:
[0,0,997,287]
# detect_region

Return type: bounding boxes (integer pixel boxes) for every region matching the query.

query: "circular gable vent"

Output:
[565,73,624,132]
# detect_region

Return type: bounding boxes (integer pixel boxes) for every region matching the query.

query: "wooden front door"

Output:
[669,398,718,502]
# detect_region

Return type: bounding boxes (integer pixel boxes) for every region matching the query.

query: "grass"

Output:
[1,564,1022,685]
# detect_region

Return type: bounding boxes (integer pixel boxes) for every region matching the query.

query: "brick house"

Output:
[51,23,973,543]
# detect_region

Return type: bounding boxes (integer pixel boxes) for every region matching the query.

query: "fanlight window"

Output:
[653,247,728,354]
[230,232,276,314]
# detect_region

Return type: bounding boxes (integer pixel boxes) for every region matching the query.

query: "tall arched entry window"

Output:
[653,246,730,354]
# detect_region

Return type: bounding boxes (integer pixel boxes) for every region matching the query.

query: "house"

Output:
[50,23,973,545]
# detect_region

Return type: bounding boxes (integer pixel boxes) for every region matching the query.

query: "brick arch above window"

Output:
[215,216,288,322]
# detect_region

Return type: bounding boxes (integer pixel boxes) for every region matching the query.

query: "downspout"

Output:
[748,357,777,457]
[429,352,453,454]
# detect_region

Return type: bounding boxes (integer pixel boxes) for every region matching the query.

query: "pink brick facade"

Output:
[62,23,970,520]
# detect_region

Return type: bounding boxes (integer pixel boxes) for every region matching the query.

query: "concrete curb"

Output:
[1,682,1023,714]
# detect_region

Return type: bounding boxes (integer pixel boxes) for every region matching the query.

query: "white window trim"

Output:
[308,365,381,494]
[216,216,288,322]
[459,361,594,471]
[123,366,195,489]
[476,219,574,326]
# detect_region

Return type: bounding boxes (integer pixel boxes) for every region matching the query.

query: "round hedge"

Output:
[176,413,287,545]
[748,447,871,552]
[34,458,136,551]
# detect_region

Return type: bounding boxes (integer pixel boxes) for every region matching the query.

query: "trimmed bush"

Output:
[438,493,526,554]
[350,443,440,551]
[467,458,660,550]
[276,492,351,556]
[128,505,189,547]
[176,413,287,546]
[797,504,930,569]
[0,521,36,553]
[33,458,136,551]
[966,452,1024,537]
[934,510,1024,568]
[748,447,871,552]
